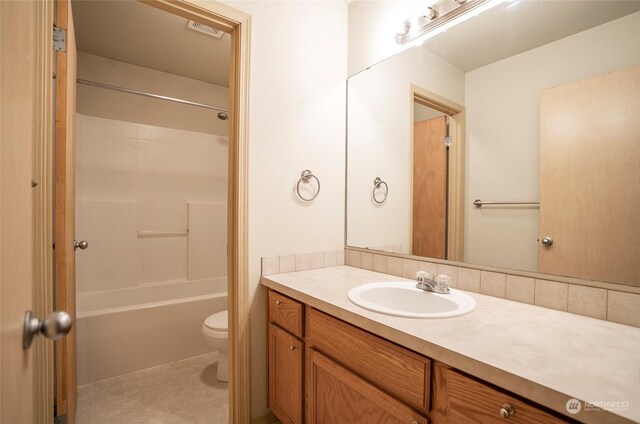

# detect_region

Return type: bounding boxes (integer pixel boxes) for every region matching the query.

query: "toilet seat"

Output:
[205,310,228,331]
[202,310,228,340]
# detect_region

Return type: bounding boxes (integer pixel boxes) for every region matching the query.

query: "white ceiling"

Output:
[72,0,231,86]
[422,0,640,72]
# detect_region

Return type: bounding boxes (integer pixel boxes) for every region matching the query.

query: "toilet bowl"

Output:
[201,310,228,382]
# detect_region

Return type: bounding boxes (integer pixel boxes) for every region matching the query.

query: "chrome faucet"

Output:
[416,271,451,294]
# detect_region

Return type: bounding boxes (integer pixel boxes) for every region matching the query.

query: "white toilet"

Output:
[201,310,228,382]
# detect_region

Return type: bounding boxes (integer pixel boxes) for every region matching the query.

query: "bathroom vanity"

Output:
[262,266,640,424]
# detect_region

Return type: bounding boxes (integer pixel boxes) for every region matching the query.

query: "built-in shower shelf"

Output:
[137,230,189,238]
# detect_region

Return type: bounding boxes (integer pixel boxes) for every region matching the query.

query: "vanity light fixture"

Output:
[395,0,508,45]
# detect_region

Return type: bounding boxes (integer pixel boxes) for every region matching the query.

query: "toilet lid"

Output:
[204,310,228,331]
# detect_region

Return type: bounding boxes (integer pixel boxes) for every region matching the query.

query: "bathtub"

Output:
[76,277,227,385]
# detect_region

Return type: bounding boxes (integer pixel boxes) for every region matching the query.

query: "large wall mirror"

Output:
[346,1,640,287]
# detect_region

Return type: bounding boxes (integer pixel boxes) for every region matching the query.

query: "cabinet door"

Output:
[306,348,428,424]
[269,323,303,424]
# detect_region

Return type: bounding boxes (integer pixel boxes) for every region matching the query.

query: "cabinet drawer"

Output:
[447,369,566,424]
[269,290,304,338]
[306,348,428,424]
[306,308,430,412]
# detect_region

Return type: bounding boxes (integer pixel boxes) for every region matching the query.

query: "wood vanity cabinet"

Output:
[268,292,305,424]
[267,289,570,424]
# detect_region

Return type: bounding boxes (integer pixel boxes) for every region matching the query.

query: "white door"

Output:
[1,2,73,422]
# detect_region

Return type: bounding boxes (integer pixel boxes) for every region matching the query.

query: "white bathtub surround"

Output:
[76,278,227,385]
[345,247,640,328]
[75,113,228,293]
[76,352,228,424]
[188,202,227,281]
[76,200,138,292]
[261,266,640,424]
[261,250,345,276]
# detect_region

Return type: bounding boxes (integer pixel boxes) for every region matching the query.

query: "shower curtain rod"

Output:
[76,78,230,114]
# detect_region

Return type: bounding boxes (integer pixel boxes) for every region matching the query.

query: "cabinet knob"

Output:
[289,344,298,351]
[499,403,515,418]
[275,300,283,306]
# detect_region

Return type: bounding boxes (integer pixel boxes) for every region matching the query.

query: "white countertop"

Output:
[261,265,640,424]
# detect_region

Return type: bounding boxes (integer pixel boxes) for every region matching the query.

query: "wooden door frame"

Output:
[410,84,465,262]
[34,1,55,422]
[37,0,251,422]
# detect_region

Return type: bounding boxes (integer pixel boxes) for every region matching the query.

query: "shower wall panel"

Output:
[76,113,228,293]
[76,200,138,293]
[187,202,227,281]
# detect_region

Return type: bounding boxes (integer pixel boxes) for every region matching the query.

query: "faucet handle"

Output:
[434,274,451,292]
[416,271,431,281]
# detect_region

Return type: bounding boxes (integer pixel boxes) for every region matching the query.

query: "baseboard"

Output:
[251,411,278,424]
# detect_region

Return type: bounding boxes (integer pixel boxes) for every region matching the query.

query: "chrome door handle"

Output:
[74,240,89,251]
[541,237,553,247]
[23,310,72,349]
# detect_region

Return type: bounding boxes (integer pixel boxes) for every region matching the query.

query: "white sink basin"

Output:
[348,282,476,319]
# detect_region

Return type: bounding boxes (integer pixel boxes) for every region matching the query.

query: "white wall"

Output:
[464,11,640,271]
[347,46,464,253]
[223,1,348,418]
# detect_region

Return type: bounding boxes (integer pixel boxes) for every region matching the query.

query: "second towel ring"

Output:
[372,177,388,204]
[296,169,320,201]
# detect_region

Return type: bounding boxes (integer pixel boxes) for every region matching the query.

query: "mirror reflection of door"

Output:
[412,104,449,259]
[539,64,640,285]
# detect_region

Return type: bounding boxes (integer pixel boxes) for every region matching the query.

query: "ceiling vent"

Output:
[186,20,224,39]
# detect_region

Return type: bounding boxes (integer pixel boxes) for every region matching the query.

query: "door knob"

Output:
[541,237,553,247]
[23,310,72,349]
[74,240,89,251]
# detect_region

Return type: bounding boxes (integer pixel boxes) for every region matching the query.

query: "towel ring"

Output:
[372,177,388,204]
[296,169,320,202]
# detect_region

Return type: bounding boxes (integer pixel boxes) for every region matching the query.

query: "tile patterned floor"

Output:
[76,352,228,424]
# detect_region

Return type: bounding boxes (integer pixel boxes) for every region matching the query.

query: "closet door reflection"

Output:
[539,65,640,285]
[412,115,448,259]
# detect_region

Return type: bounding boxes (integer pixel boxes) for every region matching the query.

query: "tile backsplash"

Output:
[261,250,345,276]
[260,248,639,329]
